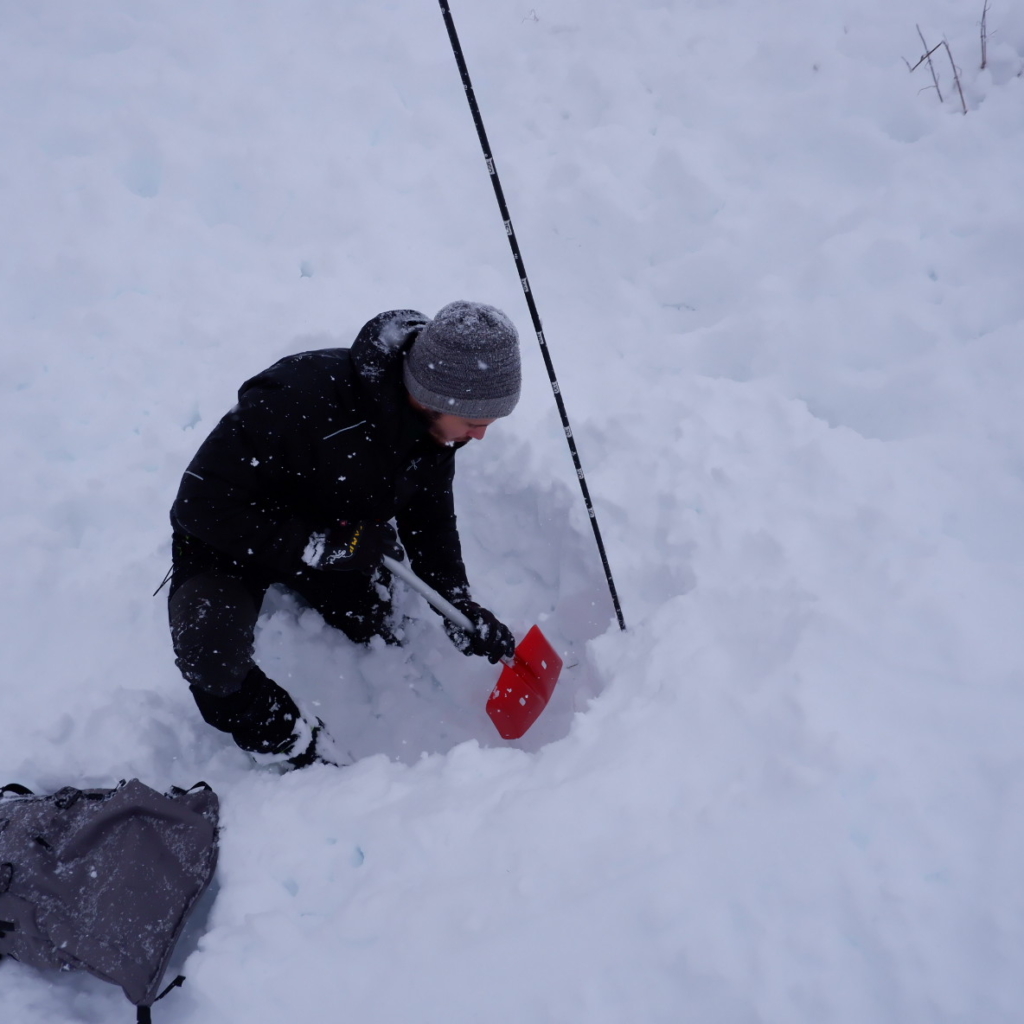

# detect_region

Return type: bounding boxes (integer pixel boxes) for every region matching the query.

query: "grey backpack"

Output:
[0,778,219,1022]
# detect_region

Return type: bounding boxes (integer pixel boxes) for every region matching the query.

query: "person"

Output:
[167,301,521,769]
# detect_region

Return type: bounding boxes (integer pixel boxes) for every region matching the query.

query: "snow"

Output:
[2,0,1024,1021]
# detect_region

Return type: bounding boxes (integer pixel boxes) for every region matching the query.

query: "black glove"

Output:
[443,597,516,664]
[303,521,403,574]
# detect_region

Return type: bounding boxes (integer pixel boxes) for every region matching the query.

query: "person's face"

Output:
[427,412,497,445]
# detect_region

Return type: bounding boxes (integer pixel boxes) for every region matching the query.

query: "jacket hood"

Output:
[351,309,429,390]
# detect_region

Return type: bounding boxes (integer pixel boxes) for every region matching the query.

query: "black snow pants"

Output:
[168,532,395,754]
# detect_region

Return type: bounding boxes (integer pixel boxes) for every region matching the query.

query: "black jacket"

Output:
[170,309,470,597]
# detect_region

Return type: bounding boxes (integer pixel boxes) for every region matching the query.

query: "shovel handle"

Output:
[382,555,515,668]
[382,555,474,631]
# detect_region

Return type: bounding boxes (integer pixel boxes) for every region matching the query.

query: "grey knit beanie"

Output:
[403,301,521,419]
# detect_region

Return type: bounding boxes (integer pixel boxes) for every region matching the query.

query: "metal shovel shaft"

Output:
[382,555,470,627]
[381,555,514,666]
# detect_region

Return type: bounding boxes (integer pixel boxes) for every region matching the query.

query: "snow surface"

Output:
[2,0,1024,1021]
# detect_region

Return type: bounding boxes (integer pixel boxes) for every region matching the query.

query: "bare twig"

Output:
[912,25,944,102]
[980,0,990,69]
[905,42,945,73]
[942,39,968,113]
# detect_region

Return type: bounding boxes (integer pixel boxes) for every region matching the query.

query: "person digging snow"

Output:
[167,302,520,769]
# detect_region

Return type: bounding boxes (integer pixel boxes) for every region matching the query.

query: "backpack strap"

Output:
[136,975,186,1023]
[169,781,211,796]
[153,564,173,597]
[0,784,34,798]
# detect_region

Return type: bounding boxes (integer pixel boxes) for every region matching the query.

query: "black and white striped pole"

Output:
[437,0,626,632]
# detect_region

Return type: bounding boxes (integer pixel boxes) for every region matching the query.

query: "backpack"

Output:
[0,778,219,1022]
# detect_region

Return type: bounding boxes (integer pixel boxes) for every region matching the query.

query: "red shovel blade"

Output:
[486,625,563,740]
